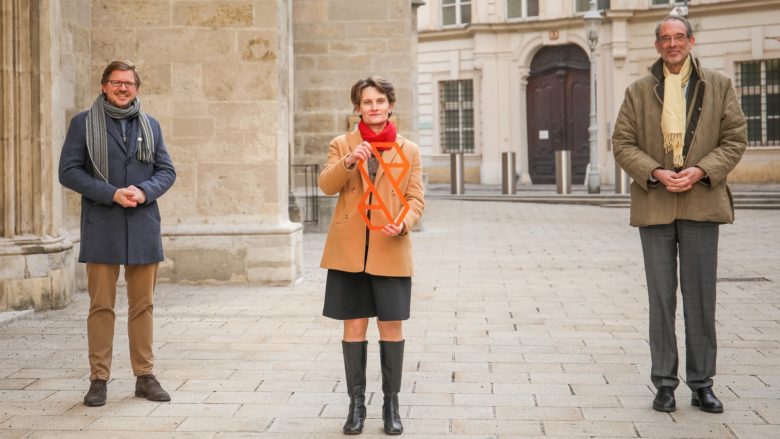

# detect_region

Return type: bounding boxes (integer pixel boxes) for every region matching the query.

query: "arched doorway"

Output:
[526,45,590,184]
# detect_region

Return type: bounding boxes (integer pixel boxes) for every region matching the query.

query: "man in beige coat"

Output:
[613,16,746,414]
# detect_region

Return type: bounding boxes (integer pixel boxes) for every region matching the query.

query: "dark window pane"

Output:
[442,6,456,26]
[577,0,609,12]
[507,0,522,18]
[747,120,761,144]
[442,0,455,4]
[445,132,459,151]
[651,0,669,5]
[740,62,761,87]
[768,117,779,142]
[463,80,473,100]
[461,3,471,24]
[768,93,780,144]
[767,93,780,117]
[463,109,473,126]
[767,59,780,86]
[741,94,761,118]
[527,0,539,17]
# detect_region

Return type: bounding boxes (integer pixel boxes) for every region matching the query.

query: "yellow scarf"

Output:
[661,55,692,168]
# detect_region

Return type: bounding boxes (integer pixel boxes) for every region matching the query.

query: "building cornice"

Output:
[419,17,593,42]
[613,0,779,24]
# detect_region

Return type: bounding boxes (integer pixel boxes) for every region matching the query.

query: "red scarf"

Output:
[358,120,397,151]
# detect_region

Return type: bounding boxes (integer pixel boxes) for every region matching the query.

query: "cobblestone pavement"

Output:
[1,199,779,438]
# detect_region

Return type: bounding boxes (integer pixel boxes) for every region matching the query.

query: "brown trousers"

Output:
[86,263,158,380]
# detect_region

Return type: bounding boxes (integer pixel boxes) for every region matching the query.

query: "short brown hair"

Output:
[100,60,141,88]
[350,75,396,107]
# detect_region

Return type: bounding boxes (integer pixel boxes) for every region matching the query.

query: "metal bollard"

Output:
[501,152,516,195]
[555,150,572,195]
[615,161,631,194]
[450,152,465,195]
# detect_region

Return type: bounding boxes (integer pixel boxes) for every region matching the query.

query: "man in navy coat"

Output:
[59,60,176,407]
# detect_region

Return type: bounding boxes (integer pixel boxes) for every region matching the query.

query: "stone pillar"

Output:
[86,0,302,284]
[0,0,76,311]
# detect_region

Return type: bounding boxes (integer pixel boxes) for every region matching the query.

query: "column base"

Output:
[159,222,303,284]
[0,236,75,311]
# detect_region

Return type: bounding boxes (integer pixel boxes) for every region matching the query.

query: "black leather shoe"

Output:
[692,387,723,413]
[84,379,107,407]
[652,386,676,412]
[135,374,171,402]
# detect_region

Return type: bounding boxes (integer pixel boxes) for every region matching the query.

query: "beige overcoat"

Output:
[319,129,424,276]
[612,57,747,227]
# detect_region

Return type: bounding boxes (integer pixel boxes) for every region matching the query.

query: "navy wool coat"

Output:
[59,110,176,265]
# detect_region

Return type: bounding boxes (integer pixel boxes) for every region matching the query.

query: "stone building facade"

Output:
[416,0,780,185]
[0,0,420,311]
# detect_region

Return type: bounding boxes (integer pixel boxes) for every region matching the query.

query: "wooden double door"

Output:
[526,45,590,184]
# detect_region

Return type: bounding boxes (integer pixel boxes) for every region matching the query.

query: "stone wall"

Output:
[292,0,420,169]
[82,0,302,285]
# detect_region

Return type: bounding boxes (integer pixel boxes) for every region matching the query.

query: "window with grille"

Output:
[507,0,539,19]
[439,80,475,153]
[442,0,471,26]
[736,59,780,147]
[575,0,610,12]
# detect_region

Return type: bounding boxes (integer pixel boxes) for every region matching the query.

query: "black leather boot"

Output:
[342,340,368,435]
[379,340,404,435]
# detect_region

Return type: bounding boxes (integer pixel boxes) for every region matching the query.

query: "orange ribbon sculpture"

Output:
[357,142,411,231]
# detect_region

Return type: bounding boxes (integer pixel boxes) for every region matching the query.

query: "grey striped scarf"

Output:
[85,93,154,182]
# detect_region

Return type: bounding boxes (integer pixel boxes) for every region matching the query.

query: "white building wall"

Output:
[418,0,780,185]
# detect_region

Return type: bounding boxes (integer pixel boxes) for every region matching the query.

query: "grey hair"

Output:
[655,15,693,40]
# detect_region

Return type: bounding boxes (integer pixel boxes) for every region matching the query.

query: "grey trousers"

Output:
[639,220,719,391]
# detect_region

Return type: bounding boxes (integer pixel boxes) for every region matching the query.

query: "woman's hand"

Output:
[382,222,404,237]
[345,141,373,167]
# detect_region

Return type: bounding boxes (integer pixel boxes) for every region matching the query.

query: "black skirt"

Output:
[323,269,411,321]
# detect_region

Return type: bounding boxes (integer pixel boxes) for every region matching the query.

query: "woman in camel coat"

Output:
[319,76,424,435]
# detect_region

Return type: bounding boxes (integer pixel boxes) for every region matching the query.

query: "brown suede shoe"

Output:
[135,374,171,402]
[84,379,107,407]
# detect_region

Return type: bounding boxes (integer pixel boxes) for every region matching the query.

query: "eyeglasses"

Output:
[658,34,689,45]
[107,80,137,89]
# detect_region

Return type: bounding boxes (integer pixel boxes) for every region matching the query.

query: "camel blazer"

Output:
[319,129,424,277]
[612,57,746,227]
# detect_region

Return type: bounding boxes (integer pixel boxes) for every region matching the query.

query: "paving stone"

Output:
[1,414,96,430]
[176,416,272,433]
[85,415,185,431]
[634,421,736,438]
[543,420,638,437]
[452,419,541,435]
